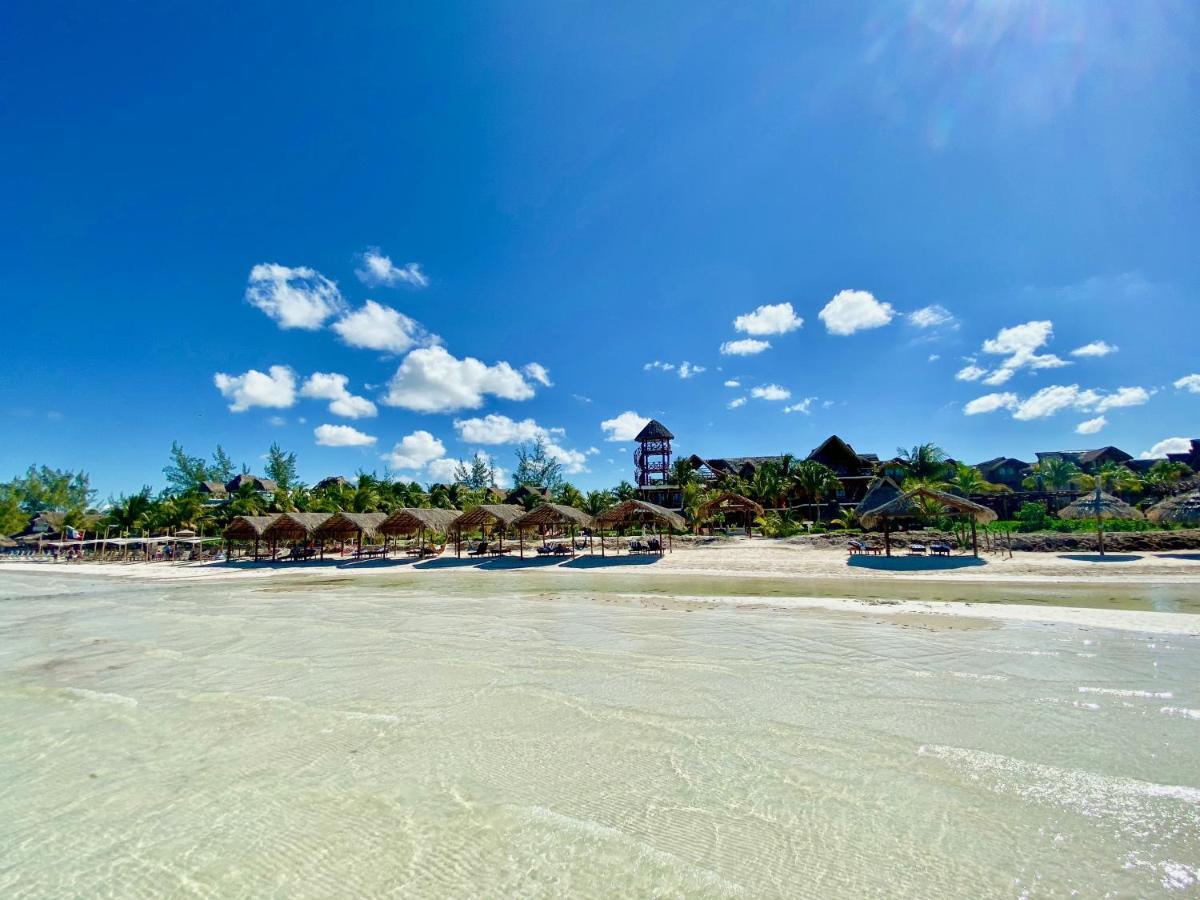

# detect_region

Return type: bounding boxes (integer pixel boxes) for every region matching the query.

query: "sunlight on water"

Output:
[1,572,1198,897]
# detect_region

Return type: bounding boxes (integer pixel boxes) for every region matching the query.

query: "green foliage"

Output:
[265,442,298,491]
[583,489,614,516]
[1143,459,1191,490]
[163,442,209,495]
[791,460,840,520]
[1022,458,1082,491]
[553,483,585,509]
[453,452,497,489]
[1015,501,1049,532]
[613,480,638,502]
[210,446,237,482]
[0,466,96,535]
[897,443,949,481]
[946,463,1004,496]
[670,457,697,487]
[512,437,563,491]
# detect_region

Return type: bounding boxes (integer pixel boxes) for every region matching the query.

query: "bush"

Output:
[1015,501,1049,532]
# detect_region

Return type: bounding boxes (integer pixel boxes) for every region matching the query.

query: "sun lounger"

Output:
[930,542,952,557]
[907,543,927,556]
[467,542,489,557]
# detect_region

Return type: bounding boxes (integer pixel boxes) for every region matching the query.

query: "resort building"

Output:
[634,423,878,512]
[974,457,1032,491]
[199,474,280,504]
[1035,446,1133,472]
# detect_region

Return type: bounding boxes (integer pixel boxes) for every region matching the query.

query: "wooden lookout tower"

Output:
[634,419,674,487]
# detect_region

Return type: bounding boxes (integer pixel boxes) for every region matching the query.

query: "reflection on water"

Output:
[1,572,1198,897]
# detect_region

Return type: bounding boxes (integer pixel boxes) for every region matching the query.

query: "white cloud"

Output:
[314,424,377,447]
[1071,340,1118,358]
[600,411,649,442]
[784,397,816,414]
[214,365,297,412]
[723,379,740,388]
[354,247,428,288]
[647,360,705,379]
[1140,437,1193,460]
[956,364,987,382]
[1093,386,1152,412]
[383,430,446,471]
[382,346,538,413]
[644,361,675,372]
[728,397,747,409]
[963,392,1019,415]
[425,458,462,483]
[928,354,940,362]
[451,414,586,473]
[454,414,560,445]
[1075,416,1107,435]
[1013,385,1090,420]
[586,447,600,455]
[299,372,378,419]
[972,320,1070,384]
[523,363,552,386]
[818,289,895,336]
[268,415,287,427]
[733,302,803,336]
[331,300,432,354]
[572,393,593,404]
[246,263,345,330]
[678,361,705,379]
[908,305,956,329]
[751,383,791,401]
[720,338,771,356]
[969,384,1154,421]
[1174,374,1200,394]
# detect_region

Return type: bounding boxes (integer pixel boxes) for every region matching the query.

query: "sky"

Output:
[1,2,1198,498]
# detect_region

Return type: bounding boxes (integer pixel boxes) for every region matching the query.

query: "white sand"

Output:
[4,540,1198,636]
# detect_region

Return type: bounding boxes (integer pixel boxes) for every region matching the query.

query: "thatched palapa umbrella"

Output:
[696,492,764,536]
[315,512,388,556]
[1147,490,1200,526]
[1058,489,1143,556]
[449,504,525,557]
[593,499,685,555]
[261,512,334,559]
[858,481,997,556]
[513,504,594,558]
[379,508,460,557]
[222,514,282,560]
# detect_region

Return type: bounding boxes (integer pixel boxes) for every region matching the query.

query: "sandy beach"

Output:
[5,540,1200,636]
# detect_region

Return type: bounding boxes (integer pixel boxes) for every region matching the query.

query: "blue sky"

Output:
[2,2,1197,497]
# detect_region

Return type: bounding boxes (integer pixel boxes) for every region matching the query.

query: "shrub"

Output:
[1015,501,1049,532]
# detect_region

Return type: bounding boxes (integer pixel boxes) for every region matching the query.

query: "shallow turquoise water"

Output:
[1,572,1198,897]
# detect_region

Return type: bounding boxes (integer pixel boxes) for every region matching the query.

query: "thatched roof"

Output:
[594,499,686,531]
[513,504,594,531]
[634,419,673,441]
[315,511,388,540]
[379,507,461,535]
[1147,490,1200,525]
[262,512,334,541]
[222,515,282,540]
[856,476,904,515]
[859,486,998,529]
[1058,491,1143,521]
[0,535,16,548]
[697,492,764,520]
[225,474,279,493]
[452,504,526,530]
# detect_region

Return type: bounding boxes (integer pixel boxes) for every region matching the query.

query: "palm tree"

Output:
[554,483,586,509]
[614,480,638,502]
[681,481,709,534]
[1022,458,1082,492]
[670,458,697,487]
[428,484,452,509]
[1143,460,1192,491]
[898,443,949,481]
[749,462,784,511]
[104,488,154,534]
[946,463,1004,497]
[830,505,860,531]
[791,460,841,523]
[583,489,614,516]
[1081,461,1141,496]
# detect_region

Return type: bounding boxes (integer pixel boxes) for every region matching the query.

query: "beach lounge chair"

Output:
[647,538,661,553]
[907,543,927,556]
[847,539,867,554]
[930,542,952,557]
[468,541,489,557]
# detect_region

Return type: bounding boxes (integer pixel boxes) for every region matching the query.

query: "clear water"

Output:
[1,572,1198,897]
